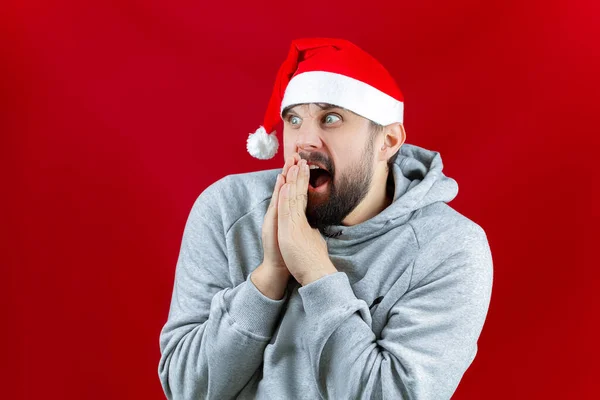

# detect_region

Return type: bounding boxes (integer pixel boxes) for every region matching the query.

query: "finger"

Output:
[269,174,284,210]
[281,153,301,179]
[278,183,291,230]
[296,159,309,213]
[287,164,298,215]
[282,156,294,179]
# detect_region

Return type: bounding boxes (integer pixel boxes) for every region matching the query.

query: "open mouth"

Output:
[309,166,332,192]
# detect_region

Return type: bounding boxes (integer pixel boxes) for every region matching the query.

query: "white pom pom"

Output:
[246,126,279,160]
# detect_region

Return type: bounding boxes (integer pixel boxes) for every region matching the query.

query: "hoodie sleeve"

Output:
[297,223,493,400]
[158,181,288,400]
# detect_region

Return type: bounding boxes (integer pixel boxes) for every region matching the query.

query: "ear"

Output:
[377,122,406,162]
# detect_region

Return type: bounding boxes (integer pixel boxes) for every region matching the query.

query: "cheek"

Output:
[282,132,296,155]
[330,143,362,170]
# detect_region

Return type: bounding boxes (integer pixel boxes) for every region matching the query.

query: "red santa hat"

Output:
[246,37,404,160]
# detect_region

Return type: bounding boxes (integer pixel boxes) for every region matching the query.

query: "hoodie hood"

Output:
[322,143,459,246]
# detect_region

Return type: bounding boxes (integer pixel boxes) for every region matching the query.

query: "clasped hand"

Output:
[276,155,337,286]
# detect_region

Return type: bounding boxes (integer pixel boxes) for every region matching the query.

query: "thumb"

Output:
[268,174,284,213]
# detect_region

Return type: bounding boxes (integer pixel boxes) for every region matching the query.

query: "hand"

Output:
[253,154,302,299]
[260,153,300,274]
[277,159,338,286]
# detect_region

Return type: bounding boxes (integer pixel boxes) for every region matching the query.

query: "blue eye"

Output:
[290,116,301,125]
[324,114,341,124]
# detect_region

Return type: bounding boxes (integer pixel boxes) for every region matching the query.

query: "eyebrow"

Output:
[282,103,344,119]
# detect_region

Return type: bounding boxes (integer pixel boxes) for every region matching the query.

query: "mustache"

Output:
[299,152,334,175]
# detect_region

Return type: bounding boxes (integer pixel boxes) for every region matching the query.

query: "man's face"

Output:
[282,103,377,232]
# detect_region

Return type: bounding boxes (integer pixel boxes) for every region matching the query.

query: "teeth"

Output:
[309,165,321,170]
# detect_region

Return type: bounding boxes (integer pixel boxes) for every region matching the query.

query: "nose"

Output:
[295,124,323,152]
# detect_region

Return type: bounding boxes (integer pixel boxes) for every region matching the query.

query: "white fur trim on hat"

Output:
[281,71,403,125]
[247,126,279,159]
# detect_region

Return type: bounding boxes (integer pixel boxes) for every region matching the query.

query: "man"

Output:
[158,38,493,399]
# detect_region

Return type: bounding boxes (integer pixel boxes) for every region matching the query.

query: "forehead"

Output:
[282,103,346,117]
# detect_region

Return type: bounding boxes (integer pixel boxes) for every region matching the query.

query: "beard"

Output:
[303,137,375,233]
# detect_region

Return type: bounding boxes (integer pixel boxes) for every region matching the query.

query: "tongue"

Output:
[315,173,331,187]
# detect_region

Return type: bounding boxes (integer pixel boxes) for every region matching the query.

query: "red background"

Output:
[2,0,598,398]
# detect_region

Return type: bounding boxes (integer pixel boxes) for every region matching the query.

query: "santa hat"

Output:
[246,37,404,160]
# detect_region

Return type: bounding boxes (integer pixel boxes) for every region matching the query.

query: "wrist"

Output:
[251,262,290,300]
[298,260,338,286]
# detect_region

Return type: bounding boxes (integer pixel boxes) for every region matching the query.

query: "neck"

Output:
[342,165,393,226]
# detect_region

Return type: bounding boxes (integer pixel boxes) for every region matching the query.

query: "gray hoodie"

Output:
[158,143,493,399]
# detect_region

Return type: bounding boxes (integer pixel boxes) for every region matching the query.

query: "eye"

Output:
[289,116,301,125]
[324,114,341,124]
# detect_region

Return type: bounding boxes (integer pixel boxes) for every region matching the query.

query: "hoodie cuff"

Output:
[298,272,357,316]
[226,273,288,338]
